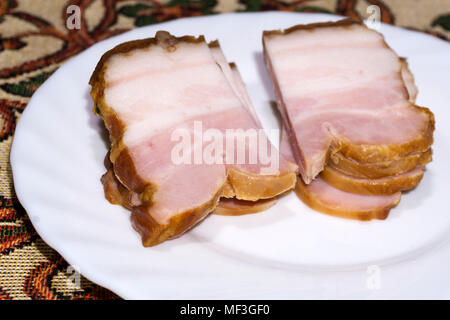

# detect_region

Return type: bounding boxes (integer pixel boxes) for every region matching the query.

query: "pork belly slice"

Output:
[209,42,259,122]
[102,161,276,216]
[101,164,131,209]
[295,177,401,221]
[263,18,434,184]
[321,165,424,195]
[227,61,298,174]
[327,56,423,177]
[101,158,143,211]
[400,57,418,102]
[214,197,278,216]
[90,32,296,246]
[325,56,427,179]
[329,148,432,179]
[212,45,300,173]
[209,43,293,214]
[101,54,285,218]
[280,124,401,219]
[280,126,297,166]
[210,41,300,178]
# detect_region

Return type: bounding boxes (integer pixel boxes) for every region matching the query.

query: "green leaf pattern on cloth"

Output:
[432,14,450,31]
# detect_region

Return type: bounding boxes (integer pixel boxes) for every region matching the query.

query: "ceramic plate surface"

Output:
[11,12,450,299]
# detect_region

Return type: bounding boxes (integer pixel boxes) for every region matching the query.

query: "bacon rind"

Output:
[320,165,424,195]
[295,178,401,221]
[329,148,432,179]
[214,197,277,216]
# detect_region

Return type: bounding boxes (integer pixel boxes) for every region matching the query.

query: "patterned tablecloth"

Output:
[1,0,449,300]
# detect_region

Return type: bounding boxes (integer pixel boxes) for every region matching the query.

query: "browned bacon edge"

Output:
[329,148,432,179]
[320,165,425,195]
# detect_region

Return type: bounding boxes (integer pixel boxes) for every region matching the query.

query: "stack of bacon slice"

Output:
[263,19,434,220]
[90,32,297,246]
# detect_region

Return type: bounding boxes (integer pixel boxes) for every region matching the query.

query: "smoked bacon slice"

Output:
[90,32,296,246]
[101,155,278,217]
[101,56,285,217]
[320,165,424,195]
[280,124,400,219]
[263,19,434,184]
[295,177,401,221]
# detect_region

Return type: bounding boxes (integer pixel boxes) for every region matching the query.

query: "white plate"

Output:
[11,12,450,299]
